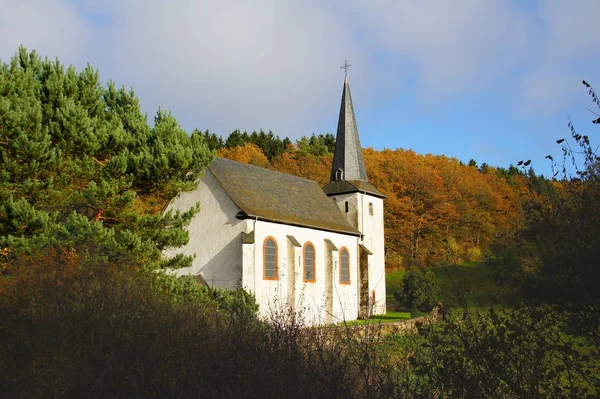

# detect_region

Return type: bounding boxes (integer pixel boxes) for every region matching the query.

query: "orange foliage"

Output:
[364,148,528,268]
[270,150,332,186]
[219,144,530,270]
[217,143,269,168]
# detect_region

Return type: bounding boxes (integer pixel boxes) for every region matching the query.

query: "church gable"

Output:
[164,168,247,287]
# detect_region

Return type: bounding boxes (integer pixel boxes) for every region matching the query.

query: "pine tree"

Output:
[0,47,213,272]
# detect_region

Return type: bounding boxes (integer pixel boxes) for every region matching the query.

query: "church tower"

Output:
[323,68,386,317]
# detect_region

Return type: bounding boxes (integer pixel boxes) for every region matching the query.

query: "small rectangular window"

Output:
[345,201,349,213]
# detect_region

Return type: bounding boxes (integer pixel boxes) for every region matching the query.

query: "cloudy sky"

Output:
[2,0,600,175]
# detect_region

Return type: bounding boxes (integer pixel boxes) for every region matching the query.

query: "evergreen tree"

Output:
[296,133,335,156]
[197,129,224,151]
[0,47,213,272]
[226,129,289,161]
[224,129,249,148]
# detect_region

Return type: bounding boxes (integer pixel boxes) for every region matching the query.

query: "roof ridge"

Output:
[212,157,321,186]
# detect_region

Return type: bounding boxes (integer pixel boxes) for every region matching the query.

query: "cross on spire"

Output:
[340,59,351,76]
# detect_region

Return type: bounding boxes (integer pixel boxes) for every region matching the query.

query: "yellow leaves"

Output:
[217,143,269,168]
[0,247,9,275]
[270,150,331,186]
[215,143,530,268]
[135,192,170,215]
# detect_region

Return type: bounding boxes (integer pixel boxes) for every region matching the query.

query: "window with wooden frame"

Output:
[339,247,350,284]
[263,237,278,280]
[303,242,316,282]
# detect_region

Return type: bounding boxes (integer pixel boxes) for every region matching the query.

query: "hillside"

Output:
[214,137,536,270]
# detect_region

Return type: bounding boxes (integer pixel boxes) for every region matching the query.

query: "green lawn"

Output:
[386,270,407,300]
[339,311,412,326]
[387,260,519,309]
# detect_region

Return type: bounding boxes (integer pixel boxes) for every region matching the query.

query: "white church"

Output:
[165,75,386,324]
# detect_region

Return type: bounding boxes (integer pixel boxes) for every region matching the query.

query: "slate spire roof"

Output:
[324,75,385,198]
[330,76,368,182]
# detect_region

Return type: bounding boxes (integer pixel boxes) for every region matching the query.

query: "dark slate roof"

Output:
[330,76,369,182]
[209,157,360,236]
[322,180,386,199]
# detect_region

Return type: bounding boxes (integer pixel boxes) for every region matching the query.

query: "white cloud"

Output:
[1,0,599,142]
[538,0,600,61]
[346,0,600,115]
[518,0,600,114]
[80,0,370,137]
[350,0,533,100]
[0,0,91,66]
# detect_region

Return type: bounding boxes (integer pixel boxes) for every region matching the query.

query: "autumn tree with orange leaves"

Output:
[217,134,530,270]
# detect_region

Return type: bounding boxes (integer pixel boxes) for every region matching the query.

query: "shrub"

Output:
[0,248,407,398]
[413,306,599,398]
[394,267,440,313]
[151,272,259,319]
[485,247,524,285]
[464,246,483,262]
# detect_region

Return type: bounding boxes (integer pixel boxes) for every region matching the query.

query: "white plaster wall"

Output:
[330,192,386,315]
[163,170,247,288]
[361,196,386,315]
[330,193,360,229]
[252,220,360,325]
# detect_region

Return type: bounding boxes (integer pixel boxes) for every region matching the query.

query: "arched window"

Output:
[335,168,343,181]
[263,237,278,280]
[340,247,350,284]
[344,201,349,213]
[303,242,315,282]
[369,202,373,216]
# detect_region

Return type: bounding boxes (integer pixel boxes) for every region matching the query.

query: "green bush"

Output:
[412,306,599,398]
[394,267,440,313]
[0,249,402,398]
[485,247,524,285]
[151,272,259,319]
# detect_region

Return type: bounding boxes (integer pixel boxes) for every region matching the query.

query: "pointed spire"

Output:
[330,75,368,182]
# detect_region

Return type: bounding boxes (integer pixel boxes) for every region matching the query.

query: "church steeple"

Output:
[323,67,385,199]
[330,75,369,182]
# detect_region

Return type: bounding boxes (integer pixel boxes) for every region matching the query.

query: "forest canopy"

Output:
[215,134,533,270]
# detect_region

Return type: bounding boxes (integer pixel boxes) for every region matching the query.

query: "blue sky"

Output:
[2,0,600,176]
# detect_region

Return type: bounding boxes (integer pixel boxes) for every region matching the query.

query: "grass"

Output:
[340,311,412,326]
[386,260,519,309]
[386,270,406,300]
